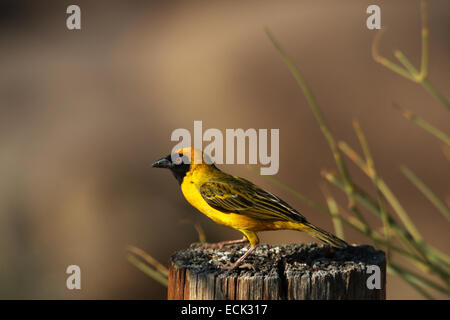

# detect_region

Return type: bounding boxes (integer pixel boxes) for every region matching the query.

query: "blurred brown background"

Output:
[0,0,448,299]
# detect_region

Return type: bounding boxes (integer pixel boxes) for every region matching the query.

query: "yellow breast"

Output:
[180,163,301,234]
[181,173,292,232]
[181,175,235,227]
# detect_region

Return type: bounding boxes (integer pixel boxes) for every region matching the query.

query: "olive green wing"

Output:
[198,176,306,223]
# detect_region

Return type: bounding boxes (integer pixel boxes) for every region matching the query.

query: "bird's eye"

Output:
[174,156,183,165]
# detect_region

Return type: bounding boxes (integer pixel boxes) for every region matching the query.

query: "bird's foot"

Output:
[219,261,254,271]
[219,261,237,270]
[218,245,257,270]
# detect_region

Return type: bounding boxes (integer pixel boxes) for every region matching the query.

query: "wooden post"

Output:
[168,243,386,300]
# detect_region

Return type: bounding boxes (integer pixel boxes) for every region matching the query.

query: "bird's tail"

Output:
[300,221,348,248]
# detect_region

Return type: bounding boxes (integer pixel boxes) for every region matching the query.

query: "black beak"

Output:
[152,155,172,168]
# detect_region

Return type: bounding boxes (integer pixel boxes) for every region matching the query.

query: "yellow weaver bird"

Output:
[153,147,348,268]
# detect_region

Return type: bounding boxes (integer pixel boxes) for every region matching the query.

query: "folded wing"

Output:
[199,176,306,223]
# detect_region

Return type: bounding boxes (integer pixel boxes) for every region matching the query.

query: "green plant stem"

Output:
[372,29,415,81]
[265,29,351,190]
[325,159,449,279]
[428,247,450,269]
[323,170,450,282]
[389,263,449,296]
[388,265,434,299]
[420,0,429,79]
[403,61,449,111]
[247,166,329,213]
[421,78,450,111]
[395,50,450,111]
[401,165,450,222]
[127,246,169,277]
[322,169,421,255]
[393,104,450,145]
[394,50,420,78]
[264,5,450,296]
[372,0,450,112]
[320,184,345,240]
[180,219,207,243]
[352,121,392,261]
[265,28,371,232]
[127,255,169,287]
[249,167,440,270]
[338,141,424,244]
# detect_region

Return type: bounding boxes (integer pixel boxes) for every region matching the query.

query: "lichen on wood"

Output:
[168,242,386,300]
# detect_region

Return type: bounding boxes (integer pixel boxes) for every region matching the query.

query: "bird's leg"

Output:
[231,245,257,269]
[199,237,249,249]
[219,231,259,270]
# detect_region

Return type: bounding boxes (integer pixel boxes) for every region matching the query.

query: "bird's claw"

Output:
[219,261,236,270]
[219,261,254,271]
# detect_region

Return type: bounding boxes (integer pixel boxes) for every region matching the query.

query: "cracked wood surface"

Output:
[168,242,386,300]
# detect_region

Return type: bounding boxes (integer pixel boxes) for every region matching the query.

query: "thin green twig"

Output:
[394,50,420,79]
[322,170,450,281]
[127,245,169,277]
[180,219,207,243]
[443,145,450,162]
[127,254,169,287]
[265,28,351,191]
[372,29,415,81]
[388,265,434,299]
[320,184,345,240]
[421,78,450,111]
[420,0,429,79]
[265,27,370,232]
[389,263,449,296]
[401,165,450,222]
[247,166,440,270]
[327,160,450,284]
[247,165,328,213]
[352,120,392,261]
[393,104,450,145]
[337,141,424,244]
[372,0,450,111]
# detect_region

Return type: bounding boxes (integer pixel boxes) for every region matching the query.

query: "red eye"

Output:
[175,157,183,164]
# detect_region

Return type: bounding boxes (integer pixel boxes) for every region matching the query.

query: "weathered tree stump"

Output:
[168,243,385,300]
